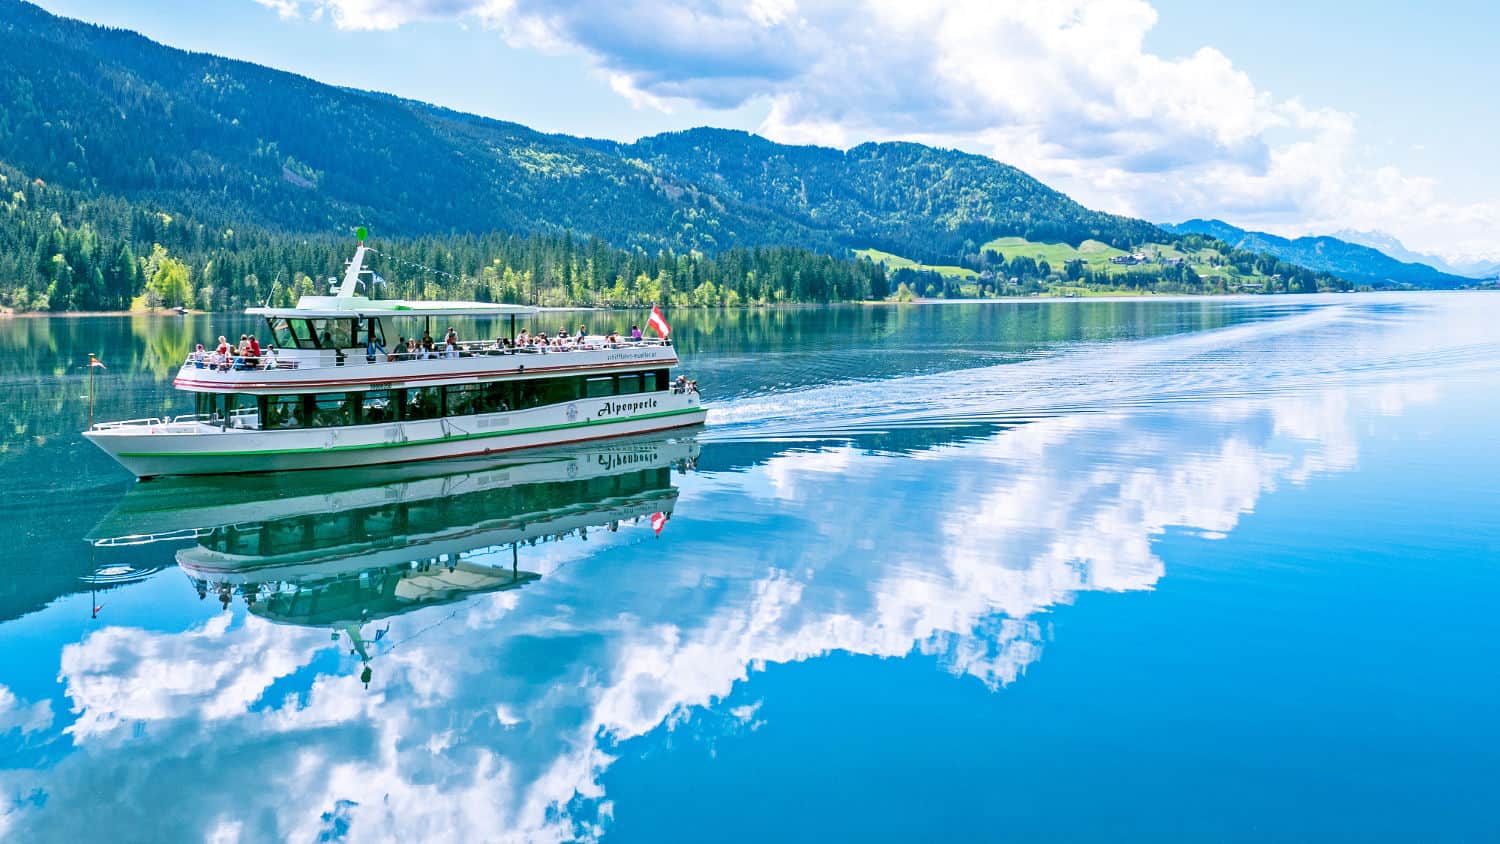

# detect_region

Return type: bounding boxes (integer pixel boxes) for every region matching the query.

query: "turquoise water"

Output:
[0,295,1497,842]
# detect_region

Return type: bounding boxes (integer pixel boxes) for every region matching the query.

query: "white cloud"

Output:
[267,0,1496,262]
[0,684,53,736]
[252,0,303,19]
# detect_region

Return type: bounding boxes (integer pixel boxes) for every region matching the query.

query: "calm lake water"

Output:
[1,295,1497,842]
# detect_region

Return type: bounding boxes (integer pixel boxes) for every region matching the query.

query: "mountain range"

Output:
[1161,220,1476,288]
[1329,230,1500,280]
[0,0,1162,267]
[0,0,1469,302]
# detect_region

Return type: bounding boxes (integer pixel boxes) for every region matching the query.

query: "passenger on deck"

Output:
[215,335,231,359]
[606,330,621,346]
[516,328,531,347]
[405,338,418,359]
[191,344,207,368]
[674,374,687,393]
[630,324,643,342]
[263,345,280,369]
[209,348,228,371]
[246,335,262,368]
[576,325,588,343]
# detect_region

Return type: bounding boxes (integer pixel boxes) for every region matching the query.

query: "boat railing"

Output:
[91,413,224,433]
[181,337,673,372]
[181,354,300,371]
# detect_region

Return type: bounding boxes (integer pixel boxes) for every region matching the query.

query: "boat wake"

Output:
[701,299,1500,442]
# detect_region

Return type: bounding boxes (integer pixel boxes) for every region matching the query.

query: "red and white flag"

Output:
[89,354,106,369]
[650,511,668,535]
[647,304,671,338]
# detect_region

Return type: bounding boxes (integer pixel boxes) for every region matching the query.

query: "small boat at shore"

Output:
[84,236,706,478]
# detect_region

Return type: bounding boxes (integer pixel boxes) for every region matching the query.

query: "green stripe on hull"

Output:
[117,408,705,458]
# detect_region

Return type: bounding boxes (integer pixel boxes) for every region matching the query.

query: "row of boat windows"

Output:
[268,317,381,351]
[198,370,669,430]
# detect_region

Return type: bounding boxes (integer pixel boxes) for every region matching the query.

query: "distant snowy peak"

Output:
[1332,230,1499,280]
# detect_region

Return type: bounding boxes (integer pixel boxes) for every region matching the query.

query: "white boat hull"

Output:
[86,391,705,478]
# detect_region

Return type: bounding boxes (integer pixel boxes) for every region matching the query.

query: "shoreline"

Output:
[0,288,1488,318]
[0,309,195,318]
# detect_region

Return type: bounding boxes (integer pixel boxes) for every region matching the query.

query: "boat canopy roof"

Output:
[246,296,540,320]
[244,241,545,319]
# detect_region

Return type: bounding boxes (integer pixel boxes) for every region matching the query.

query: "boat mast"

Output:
[336,227,370,299]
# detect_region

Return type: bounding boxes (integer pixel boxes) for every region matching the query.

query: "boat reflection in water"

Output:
[88,434,699,683]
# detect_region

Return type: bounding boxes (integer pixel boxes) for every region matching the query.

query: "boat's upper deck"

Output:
[175,239,680,394]
[174,338,679,394]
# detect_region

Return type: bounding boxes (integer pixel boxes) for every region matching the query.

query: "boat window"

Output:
[445,384,483,417]
[405,387,442,421]
[310,394,354,428]
[585,376,615,399]
[537,377,580,406]
[305,319,355,350]
[267,318,297,350]
[226,394,260,430]
[282,319,319,350]
[361,390,394,424]
[513,381,541,409]
[617,373,642,395]
[195,392,218,421]
[476,382,511,414]
[642,371,659,392]
[265,395,305,429]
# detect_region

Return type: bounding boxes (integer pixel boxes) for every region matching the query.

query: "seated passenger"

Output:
[246,335,262,368]
[629,324,643,342]
[263,346,280,370]
[606,330,620,346]
[576,325,588,343]
[405,338,418,359]
[191,344,207,368]
[215,335,231,359]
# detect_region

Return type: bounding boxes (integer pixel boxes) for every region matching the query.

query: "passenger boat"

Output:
[84,238,706,478]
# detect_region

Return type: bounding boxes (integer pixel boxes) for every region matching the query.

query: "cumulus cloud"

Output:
[260,0,1495,262]
[0,685,53,736]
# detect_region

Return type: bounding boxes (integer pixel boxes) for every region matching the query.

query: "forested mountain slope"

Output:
[0,0,1353,309]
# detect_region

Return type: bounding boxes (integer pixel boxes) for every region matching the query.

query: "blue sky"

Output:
[29,0,1499,263]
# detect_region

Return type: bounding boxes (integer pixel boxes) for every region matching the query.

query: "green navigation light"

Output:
[355,225,368,242]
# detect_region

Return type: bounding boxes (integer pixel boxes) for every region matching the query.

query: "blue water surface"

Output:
[0,295,1496,842]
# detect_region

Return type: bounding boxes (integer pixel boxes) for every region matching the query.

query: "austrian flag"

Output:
[647,304,671,338]
[650,511,668,535]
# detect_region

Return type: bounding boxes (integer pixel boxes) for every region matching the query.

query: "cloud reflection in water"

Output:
[1,381,1434,843]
